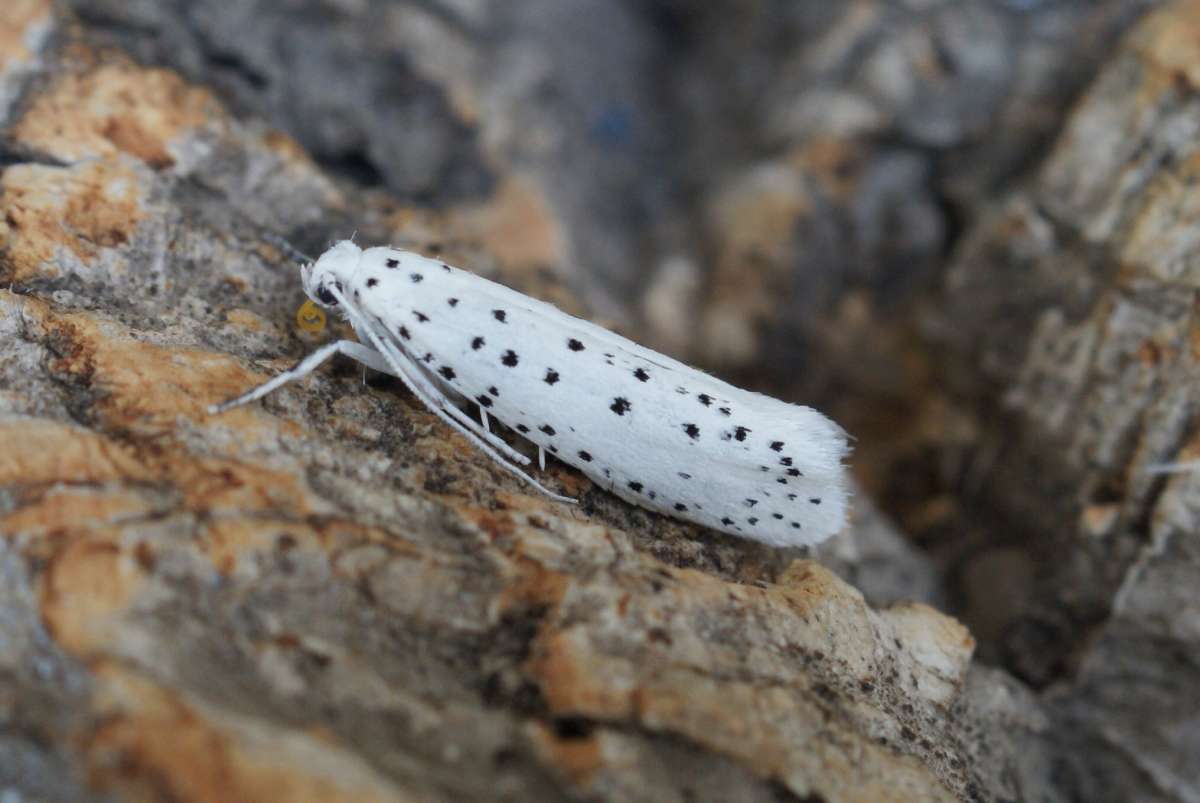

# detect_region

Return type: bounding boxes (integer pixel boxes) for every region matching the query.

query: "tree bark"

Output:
[1,1,1191,801]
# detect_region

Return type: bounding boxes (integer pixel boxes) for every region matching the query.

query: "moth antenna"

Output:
[264,232,313,265]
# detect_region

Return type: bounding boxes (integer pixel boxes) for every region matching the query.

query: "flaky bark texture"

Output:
[0,1,1193,801]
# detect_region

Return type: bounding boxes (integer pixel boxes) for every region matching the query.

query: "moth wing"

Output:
[362,250,848,547]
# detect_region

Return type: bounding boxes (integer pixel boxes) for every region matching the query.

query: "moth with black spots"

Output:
[210,241,850,547]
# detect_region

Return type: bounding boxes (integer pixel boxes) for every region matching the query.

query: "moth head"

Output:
[302,240,363,309]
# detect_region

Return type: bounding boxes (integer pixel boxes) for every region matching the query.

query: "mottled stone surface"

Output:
[1,0,1195,801]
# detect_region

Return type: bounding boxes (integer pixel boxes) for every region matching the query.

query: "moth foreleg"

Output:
[208,339,379,414]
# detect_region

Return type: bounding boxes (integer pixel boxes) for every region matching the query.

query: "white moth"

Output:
[211,241,850,547]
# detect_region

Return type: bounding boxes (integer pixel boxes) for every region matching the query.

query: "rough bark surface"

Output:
[0,1,1193,802]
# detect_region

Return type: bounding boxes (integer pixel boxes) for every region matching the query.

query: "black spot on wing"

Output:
[476,394,493,408]
[721,517,734,526]
[488,386,500,397]
[698,393,713,407]
[773,513,783,520]
[734,426,750,442]
[786,468,801,477]
[748,517,759,525]
[578,450,592,462]
[439,366,456,380]
[471,336,485,350]
[674,503,687,512]
[682,423,700,440]
[770,441,785,452]
[414,311,429,323]
[448,298,459,307]
[677,472,691,480]
[398,325,411,340]
[516,424,530,433]
[540,425,556,436]
[628,481,643,492]
[810,498,821,505]
[385,258,399,268]
[633,368,650,382]
[744,498,758,507]
[544,369,560,385]
[718,407,731,417]
[410,273,423,283]
[501,350,519,367]
[610,397,631,416]
[493,309,507,322]
[567,338,585,351]
[366,278,379,288]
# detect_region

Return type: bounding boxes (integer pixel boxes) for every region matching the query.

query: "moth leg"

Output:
[377,344,572,502]
[481,409,491,433]
[338,294,575,503]
[368,333,531,466]
[357,314,532,460]
[210,340,521,464]
[345,323,531,464]
[538,447,545,471]
[352,337,538,470]
[373,336,532,467]
[208,340,375,414]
